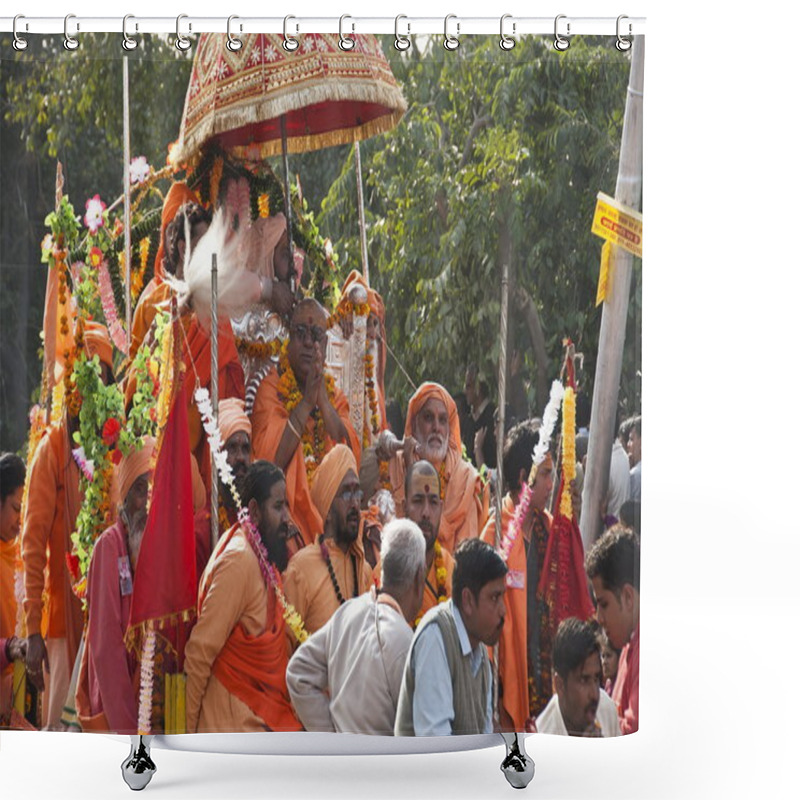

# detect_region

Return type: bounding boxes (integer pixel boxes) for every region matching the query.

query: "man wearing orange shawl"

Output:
[382,382,488,556]
[251,299,360,550]
[75,439,155,733]
[480,420,554,731]
[340,270,389,444]
[0,453,26,718]
[124,182,245,475]
[283,445,372,638]
[185,460,301,733]
[22,323,114,730]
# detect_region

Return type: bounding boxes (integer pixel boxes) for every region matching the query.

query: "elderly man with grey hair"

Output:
[286,518,426,734]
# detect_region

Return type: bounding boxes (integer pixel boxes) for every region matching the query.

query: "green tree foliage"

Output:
[316,35,641,417]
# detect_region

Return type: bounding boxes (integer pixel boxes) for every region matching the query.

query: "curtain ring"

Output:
[553,14,570,52]
[175,14,191,51]
[499,14,515,50]
[13,15,28,51]
[339,15,355,51]
[616,15,632,51]
[443,14,459,51]
[283,15,299,52]
[63,14,79,51]
[122,15,138,51]
[227,15,242,52]
[394,15,411,51]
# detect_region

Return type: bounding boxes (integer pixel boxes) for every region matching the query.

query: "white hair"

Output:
[380,519,426,590]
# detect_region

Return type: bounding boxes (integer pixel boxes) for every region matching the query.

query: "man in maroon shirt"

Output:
[585,526,640,734]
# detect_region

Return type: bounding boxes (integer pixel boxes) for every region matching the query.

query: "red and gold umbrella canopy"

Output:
[168,33,407,167]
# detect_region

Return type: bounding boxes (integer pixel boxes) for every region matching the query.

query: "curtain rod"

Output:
[1,15,646,37]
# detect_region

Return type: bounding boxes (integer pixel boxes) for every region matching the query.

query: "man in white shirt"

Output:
[286,519,426,735]
[606,421,631,521]
[536,617,621,737]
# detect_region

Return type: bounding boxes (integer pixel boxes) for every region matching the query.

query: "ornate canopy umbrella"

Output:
[168,33,407,167]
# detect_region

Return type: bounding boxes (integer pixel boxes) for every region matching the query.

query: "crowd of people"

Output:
[0,179,641,739]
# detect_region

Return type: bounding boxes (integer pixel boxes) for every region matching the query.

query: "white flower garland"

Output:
[137,625,156,734]
[533,379,565,466]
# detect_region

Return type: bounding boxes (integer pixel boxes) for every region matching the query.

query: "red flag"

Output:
[127,381,197,652]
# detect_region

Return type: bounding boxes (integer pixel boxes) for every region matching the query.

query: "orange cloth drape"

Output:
[251,369,360,548]
[390,383,488,554]
[0,539,19,678]
[202,526,301,732]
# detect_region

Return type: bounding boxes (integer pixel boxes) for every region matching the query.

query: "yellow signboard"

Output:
[591,192,642,258]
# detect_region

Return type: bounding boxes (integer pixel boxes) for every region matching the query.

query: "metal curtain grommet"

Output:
[499,14,515,50]
[122,15,138,51]
[553,14,570,51]
[339,15,355,51]
[13,15,28,51]
[63,14,79,51]
[175,14,191,51]
[227,15,242,51]
[443,14,459,51]
[283,15,299,52]
[394,15,410,51]
[616,15,632,51]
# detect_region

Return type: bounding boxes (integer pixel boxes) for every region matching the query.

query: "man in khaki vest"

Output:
[395,538,507,735]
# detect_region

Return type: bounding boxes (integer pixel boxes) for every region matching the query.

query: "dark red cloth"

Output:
[127,382,197,664]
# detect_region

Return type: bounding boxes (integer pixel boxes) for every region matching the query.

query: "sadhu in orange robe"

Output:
[184,524,301,733]
[389,383,489,555]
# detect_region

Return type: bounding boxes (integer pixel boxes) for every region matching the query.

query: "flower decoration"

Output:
[101,417,122,447]
[40,233,54,264]
[84,194,106,234]
[129,156,151,185]
[414,540,448,629]
[88,246,104,269]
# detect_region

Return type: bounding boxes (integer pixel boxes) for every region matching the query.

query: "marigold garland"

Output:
[276,341,337,484]
[437,461,448,501]
[559,387,577,519]
[235,336,282,361]
[414,541,448,628]
[363,351,381,450]
[327,298,370,330]
[258,193,270,218]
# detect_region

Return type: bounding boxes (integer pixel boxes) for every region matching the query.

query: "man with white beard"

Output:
[75,438,156,733]
[377,383,489,555]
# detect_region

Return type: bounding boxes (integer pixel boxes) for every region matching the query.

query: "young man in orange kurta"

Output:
[22,325,114,730]
[282,445,372,638]
[251,299,360,551]
[184,461,301,733]
[481,420,554,732]
[380,382,488,556]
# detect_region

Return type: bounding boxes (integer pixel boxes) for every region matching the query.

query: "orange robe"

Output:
[185,525,300,733]
[0,538,19,646]
[481,494,552,731]
[251,370,360,549]
[282,534,372,638]
[20,420,83,665]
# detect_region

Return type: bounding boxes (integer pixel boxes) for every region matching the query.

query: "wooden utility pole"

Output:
[579,37,644,550]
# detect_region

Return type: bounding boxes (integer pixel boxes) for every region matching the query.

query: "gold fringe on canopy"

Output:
[169,33,407,167]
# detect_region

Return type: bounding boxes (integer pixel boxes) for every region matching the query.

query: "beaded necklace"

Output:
[319,537,359,606]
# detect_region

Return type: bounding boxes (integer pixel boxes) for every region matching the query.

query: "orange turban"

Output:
[310,444,358,523]
[218,398,251,445]
[82,320,114,369]
[117,436,156,505]
[154,182,200,280]
[405,382,462,453]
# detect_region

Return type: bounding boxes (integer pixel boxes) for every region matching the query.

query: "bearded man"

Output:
[379,382,488,555]
[251,298,360,549]
[282,445,372,638]
[185,460,301,733]
[75,439,155,733]
[22,322,114,730]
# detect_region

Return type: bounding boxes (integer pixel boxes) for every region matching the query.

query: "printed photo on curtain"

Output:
[0,28,642,744]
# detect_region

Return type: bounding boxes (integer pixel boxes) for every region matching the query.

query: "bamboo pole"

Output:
[579,37,644,550]
[210,254,219,549]
[354,142,370,283]
[123,56,132,352]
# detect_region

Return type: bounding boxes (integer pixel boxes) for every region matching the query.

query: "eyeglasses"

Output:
[290,323,327,344]
[337,489,363,503]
